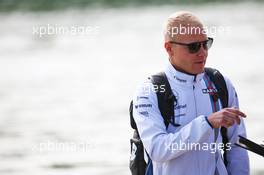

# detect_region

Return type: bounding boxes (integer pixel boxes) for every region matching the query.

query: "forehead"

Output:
[171,24,208,42]
[178,33,207,43]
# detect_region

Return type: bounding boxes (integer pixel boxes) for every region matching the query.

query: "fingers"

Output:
[226,107,247,118]
[223,111,241,125]
[222,115,235,128]
[221,120,231,128]
[221,107,247,126]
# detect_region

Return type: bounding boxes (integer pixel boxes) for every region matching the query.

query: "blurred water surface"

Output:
[0,2,263,175]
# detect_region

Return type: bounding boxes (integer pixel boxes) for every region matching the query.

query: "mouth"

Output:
[194,61,205,64]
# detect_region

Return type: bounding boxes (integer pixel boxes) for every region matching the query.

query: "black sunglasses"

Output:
[169,37,213,54]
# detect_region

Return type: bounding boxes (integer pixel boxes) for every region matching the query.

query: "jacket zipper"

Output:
[193,75,200,174]
[193,75,198,117]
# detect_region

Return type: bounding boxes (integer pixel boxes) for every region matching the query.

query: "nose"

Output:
[197,44,207,57]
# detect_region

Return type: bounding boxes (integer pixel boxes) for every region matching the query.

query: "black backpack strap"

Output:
[149,72,177,129]
[205,67,229,166]
[129,101,137,130]
[205,68,228,108]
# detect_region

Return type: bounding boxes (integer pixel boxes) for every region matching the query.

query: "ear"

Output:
[164,42,173,57]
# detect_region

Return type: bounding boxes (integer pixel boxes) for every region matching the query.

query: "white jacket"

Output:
[133,63,249,175]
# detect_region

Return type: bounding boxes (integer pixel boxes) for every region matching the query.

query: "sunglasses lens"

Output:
[189,38,213,53]
[188,43,201,53]
[206,38,213,50]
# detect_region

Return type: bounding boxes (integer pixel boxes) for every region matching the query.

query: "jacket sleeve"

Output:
[133,80,213,163]
[224,77,250,175]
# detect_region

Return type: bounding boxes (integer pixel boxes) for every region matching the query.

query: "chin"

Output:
[191,65,204,72]
[194,69,204,75]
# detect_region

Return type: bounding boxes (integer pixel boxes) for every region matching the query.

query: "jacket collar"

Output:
[165,63,205,85]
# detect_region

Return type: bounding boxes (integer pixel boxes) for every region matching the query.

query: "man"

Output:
[132,11,249,175]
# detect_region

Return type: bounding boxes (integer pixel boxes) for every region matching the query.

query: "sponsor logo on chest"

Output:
[202,88,217,95]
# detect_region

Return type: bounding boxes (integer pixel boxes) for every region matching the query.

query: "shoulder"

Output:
[133,72,167,99]
[133,78,157,104]
[222,75,236,93]
[222,74,240,107]
[207,67,235,90]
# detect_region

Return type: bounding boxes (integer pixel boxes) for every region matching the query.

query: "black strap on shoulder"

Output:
[129,100,137,130]
[149,72,176,129]
[205,68,228,108]
[205,67,229,166]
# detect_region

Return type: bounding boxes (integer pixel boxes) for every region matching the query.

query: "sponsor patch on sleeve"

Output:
[139,111,149,117]
[135,104,152,109]
[136,96,149,101]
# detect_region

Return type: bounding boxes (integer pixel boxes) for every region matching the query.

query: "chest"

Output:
[167,81,222,132]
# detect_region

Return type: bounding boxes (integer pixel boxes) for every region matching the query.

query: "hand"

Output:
[207,107,247,128]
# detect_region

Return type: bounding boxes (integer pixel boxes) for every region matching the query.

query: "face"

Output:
[165,27,209,75]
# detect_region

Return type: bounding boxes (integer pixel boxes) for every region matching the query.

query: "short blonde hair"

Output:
[163,11,204,42]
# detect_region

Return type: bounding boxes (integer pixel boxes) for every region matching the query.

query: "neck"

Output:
[172,64,196,76]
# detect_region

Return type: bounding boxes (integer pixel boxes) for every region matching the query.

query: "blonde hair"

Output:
[163,11,204,42]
